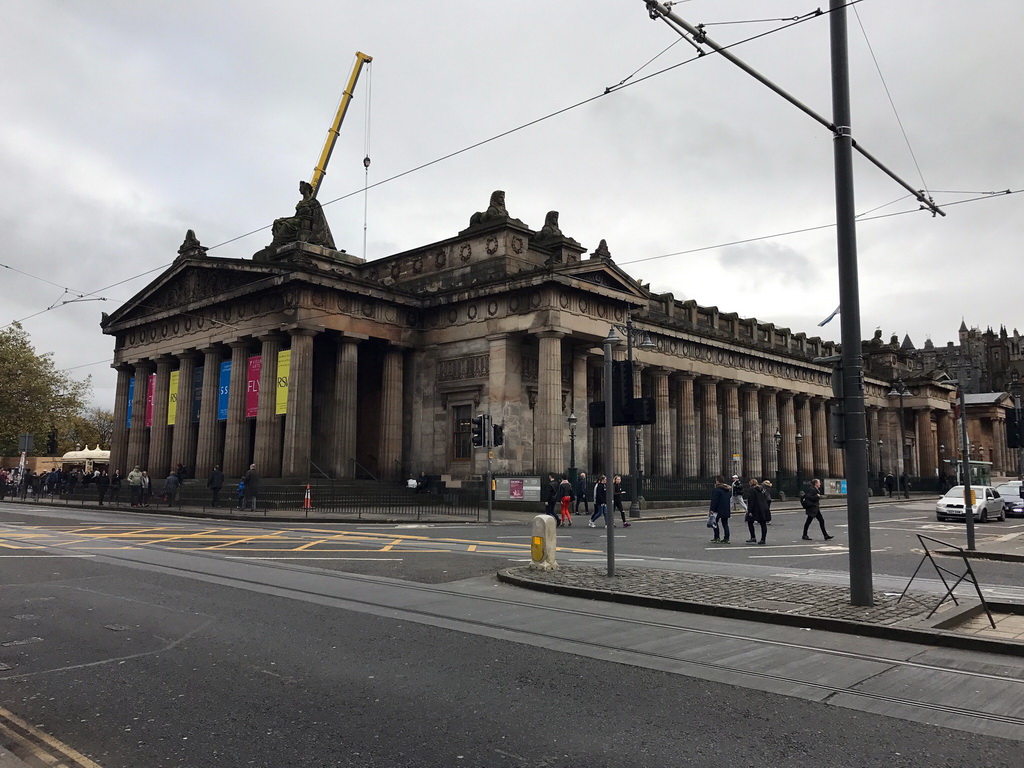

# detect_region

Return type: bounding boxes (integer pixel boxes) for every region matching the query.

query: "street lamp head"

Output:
[637,331,657,351]
[567,410,578,430]
[795,432,803,445]
[774,428,781,446]
[604,327,622,346]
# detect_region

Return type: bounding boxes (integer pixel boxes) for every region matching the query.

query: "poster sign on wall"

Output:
[217,361,231,420]
[246,355,261,418]
[191,366,203,423]
[126,377,134,428]
[144,374,155,428]
[275,350,290,415]
[168,370,179,426]
[494,476,542,502]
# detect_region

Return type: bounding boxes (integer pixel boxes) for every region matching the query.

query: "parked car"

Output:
[994,481,1024,517]
[935,485,1005,522]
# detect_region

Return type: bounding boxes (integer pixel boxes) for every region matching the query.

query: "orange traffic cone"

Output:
[303,484,312,510]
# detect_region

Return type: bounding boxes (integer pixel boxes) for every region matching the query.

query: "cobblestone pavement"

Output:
[498,563,1024,656]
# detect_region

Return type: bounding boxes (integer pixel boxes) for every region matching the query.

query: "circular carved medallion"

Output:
[578,298,588,314]
[413,257,423,274]
[559,293,570,309]
[467,305,478,320]
[511,236,523,254]
[362,301,374,317]
[435,250,447,268]
[486,237,498,255]
[460,244,472,262]
[509,296,520,312]
[448,308,458,323]
[487,301,498,316]
[530,292,542,308]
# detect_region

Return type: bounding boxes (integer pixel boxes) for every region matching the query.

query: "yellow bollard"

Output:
[529,514,558,570]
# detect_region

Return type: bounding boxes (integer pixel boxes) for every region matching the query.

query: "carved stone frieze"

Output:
[437,355,489,383]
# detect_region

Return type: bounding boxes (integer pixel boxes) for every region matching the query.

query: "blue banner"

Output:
[218,360,231,420]
[126,377,135,428]
[192,366,203,423]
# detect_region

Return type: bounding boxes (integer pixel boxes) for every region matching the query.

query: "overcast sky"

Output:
[3,0,1022,412]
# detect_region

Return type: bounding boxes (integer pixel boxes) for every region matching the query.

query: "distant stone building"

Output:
[101,190,1018,487]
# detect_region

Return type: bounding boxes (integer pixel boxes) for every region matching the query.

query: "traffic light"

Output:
[492,423,504,447]
[471,415,485,447]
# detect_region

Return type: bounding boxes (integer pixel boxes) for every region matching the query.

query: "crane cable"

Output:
[362,61,373,261]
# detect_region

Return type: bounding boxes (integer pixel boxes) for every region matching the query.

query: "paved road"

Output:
[1,502,1022,766]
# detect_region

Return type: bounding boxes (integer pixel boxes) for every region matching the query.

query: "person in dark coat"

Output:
[590,475,608,528]
[744,478,769,545]
[207,465,225,507]
[709,475,732,543]
[801,478,833,540]
[242,464,261,511]
[96,470,110,505]
[574,471,589,517]
[163,472,181,506]
[884,472,895,498]
[108,470,122,505]
[612,475,631,527]
[544,473,560,526]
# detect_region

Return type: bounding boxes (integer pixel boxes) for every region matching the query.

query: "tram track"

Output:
[4,529,1023,736]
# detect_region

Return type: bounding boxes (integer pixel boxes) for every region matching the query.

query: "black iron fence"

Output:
[2,479,482,521]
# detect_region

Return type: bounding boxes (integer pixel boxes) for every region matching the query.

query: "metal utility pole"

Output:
[829,0,871,605]
[637,0,949,606]
[958,385,976,550]
[602,328,620,576]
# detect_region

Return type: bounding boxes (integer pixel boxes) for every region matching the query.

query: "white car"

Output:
[935,485,1005,522]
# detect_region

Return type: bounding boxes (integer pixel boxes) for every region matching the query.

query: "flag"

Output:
[818,305,841,327]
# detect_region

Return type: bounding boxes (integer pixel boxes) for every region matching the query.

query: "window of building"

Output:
[453,404,472,460]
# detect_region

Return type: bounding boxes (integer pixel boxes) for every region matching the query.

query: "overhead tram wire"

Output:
[852,3,931,198]
[5,5,844,325]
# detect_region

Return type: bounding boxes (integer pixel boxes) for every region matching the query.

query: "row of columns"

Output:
[109,330,404,482]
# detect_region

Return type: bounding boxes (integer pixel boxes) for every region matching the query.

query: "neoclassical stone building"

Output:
[102,191,978,486]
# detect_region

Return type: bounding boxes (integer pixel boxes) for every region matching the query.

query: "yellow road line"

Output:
[0,705,105,767]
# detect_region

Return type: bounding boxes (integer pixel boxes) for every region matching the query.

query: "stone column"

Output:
[741,386,761,478]
[378,346,404,480]
[995,417,1009,475]
[223,341,251,478]
[722,381,741,477]
[535,331,564,474]
[811,398,830,478]
[650,369,672,477]
[699,377,721,477]
[917,408,937,479]
[170,352,199,477]
[936,409,955,479]
[282,328,316,478]
[125,359,154,472]
[195,345,223,479]
[830,441,846,478]
[571,350,589,472]
[676,374,699,478]
[148,356,174,476]
[253,333,283,478]
[795,395,814,477]
[760,389,780,480]
[778,392,797,474]
[108,364,132,475]
[331,336,360,478]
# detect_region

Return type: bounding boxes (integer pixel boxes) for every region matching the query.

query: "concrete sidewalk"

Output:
[498,558,1024,657]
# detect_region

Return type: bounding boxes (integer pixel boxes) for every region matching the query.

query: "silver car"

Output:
[935,485,1005,522]
[995,481,1024,517]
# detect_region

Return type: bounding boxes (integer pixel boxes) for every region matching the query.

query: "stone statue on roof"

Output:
[270,180,336,250]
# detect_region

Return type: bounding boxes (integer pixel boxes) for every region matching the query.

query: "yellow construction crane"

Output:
[309,51,372,199]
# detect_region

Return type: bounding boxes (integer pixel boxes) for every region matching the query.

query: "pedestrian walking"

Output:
[163,472,181,506]
[744,478,768,545]
[544,473,561,526]
[884,472,895,498]
[236,480,246,509]
[207,465,225,507]
[140,471,152,506]
[801,478,833,541]
[574,471,590,517]
[558,474,573,527]
[95,470,110,505]
[709,475,731,543]
[590,475,608,528]
[242,464,260,512]
[760,480,773,524]
[127,465,144,507]
[730,474,747,513]
[612,475,631,527]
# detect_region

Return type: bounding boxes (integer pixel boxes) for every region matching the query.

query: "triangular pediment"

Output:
[558,258,648,300]
[103,258,286,331]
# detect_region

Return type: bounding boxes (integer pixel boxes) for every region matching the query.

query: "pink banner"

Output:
[144,374,155,427]
[246,355,261,418]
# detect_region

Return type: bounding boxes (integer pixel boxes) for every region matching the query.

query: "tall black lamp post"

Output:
[877,438,883,491]
[609,311,656,519]
[1013,370,1023,480]
[795,431,803,492]
[774,428,782,498]
[887,378,911,499]
[567,410,578,486]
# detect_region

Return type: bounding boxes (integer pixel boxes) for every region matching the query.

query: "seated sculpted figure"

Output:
[271,181,336,249]
[468,190,508,227]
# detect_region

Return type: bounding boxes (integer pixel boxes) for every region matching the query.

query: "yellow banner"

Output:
[168,371,179,426]
[276,349,290,415]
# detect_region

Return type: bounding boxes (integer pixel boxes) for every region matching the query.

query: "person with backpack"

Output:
[801,478,833,541]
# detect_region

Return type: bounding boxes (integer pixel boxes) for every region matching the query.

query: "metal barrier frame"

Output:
[898,534,995,628]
